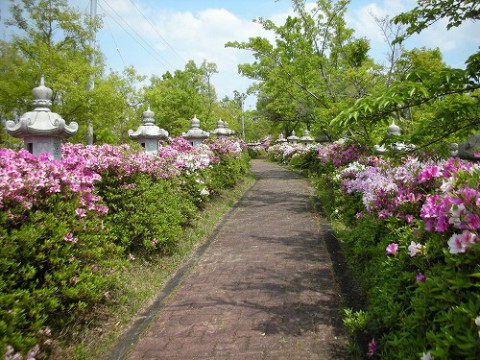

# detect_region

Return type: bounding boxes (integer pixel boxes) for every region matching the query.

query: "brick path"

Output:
[121,160,347,359]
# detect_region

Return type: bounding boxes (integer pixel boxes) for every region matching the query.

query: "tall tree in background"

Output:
[332,0,480,151]
[226,0,382,142]
[143,60,222,136]
[91,66,146,145]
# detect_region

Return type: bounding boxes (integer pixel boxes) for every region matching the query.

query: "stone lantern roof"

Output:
[128,106,168,140]
[6,76,78,139]
[5,76,78,160]
[212,119,234,137]
[182,115,209,144]
[299,129,314,144]
[287,130,299,143]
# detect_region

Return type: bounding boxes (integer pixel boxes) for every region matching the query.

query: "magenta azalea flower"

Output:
[416,273,426,282]
[386,243,399,255]
[367,338,377,357]
[75,208,86,217]
[64,233,78,243]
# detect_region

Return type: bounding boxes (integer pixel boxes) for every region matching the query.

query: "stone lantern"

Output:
[450,134,480,161]
[212,119,234,137]
[299,129,314,145]
[223,120,235,136]
[287,130,299,144]
[276,133,287,144]
[182,115,209,147]
[374,119,415,154]
[387,120,401,136]
[5,77,78,160]
[128,106,168,156]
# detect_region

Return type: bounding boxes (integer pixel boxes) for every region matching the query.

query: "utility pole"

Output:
[241,100,245,139]
[240,93,247,139]
[87,0,97,145]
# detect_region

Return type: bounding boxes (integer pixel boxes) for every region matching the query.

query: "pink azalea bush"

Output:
[335,155,479,358]
[268,140,479,358]
[0,137,249,357]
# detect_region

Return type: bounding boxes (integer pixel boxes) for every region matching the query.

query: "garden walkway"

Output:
[111,160,347,360]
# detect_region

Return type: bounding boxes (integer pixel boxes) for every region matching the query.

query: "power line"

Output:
[104,16,126,67]
[126,0,186,66]
[98,0,173,71]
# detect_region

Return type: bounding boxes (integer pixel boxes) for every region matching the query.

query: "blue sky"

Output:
[1,0,479,108]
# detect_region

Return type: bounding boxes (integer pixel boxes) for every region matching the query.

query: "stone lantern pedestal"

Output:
[128,106,168,155]
[5,77,78,160]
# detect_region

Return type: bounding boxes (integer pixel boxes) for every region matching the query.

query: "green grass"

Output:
[50,173,256,360]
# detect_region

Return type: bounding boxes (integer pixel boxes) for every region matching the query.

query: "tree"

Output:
[392,0,480,42]
[143,60,220,136]
[332,0,480,151]
[88,67,145,145]
[226,0,382,142]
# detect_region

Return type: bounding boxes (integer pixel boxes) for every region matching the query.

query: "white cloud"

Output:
[97,0,284,103]
[347,0,480,67]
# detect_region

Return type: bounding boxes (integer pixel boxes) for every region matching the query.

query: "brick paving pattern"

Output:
[125,160,347,359]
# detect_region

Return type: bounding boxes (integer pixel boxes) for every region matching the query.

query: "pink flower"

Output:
[416,273,426,282]
[448,230,478,254]
[405,214,414,224]
[417,165,441,183]
[128,253,135,261]
[75,208,86,218]
[448,233,466,254]
[367,338,377,357]
[386,243,399,255]
[151,238,159,245]
[64,233,78,243]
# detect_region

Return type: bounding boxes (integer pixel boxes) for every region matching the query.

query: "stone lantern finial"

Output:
[5,77,78,160]
[142,106,155,124]
[276,133,287,144]
[32,75,54,108]
[128,105,169,155]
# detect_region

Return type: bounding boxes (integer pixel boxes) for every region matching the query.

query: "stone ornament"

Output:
[128,106,169,155]
[182,115,209,147]
[6,76,78,160]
